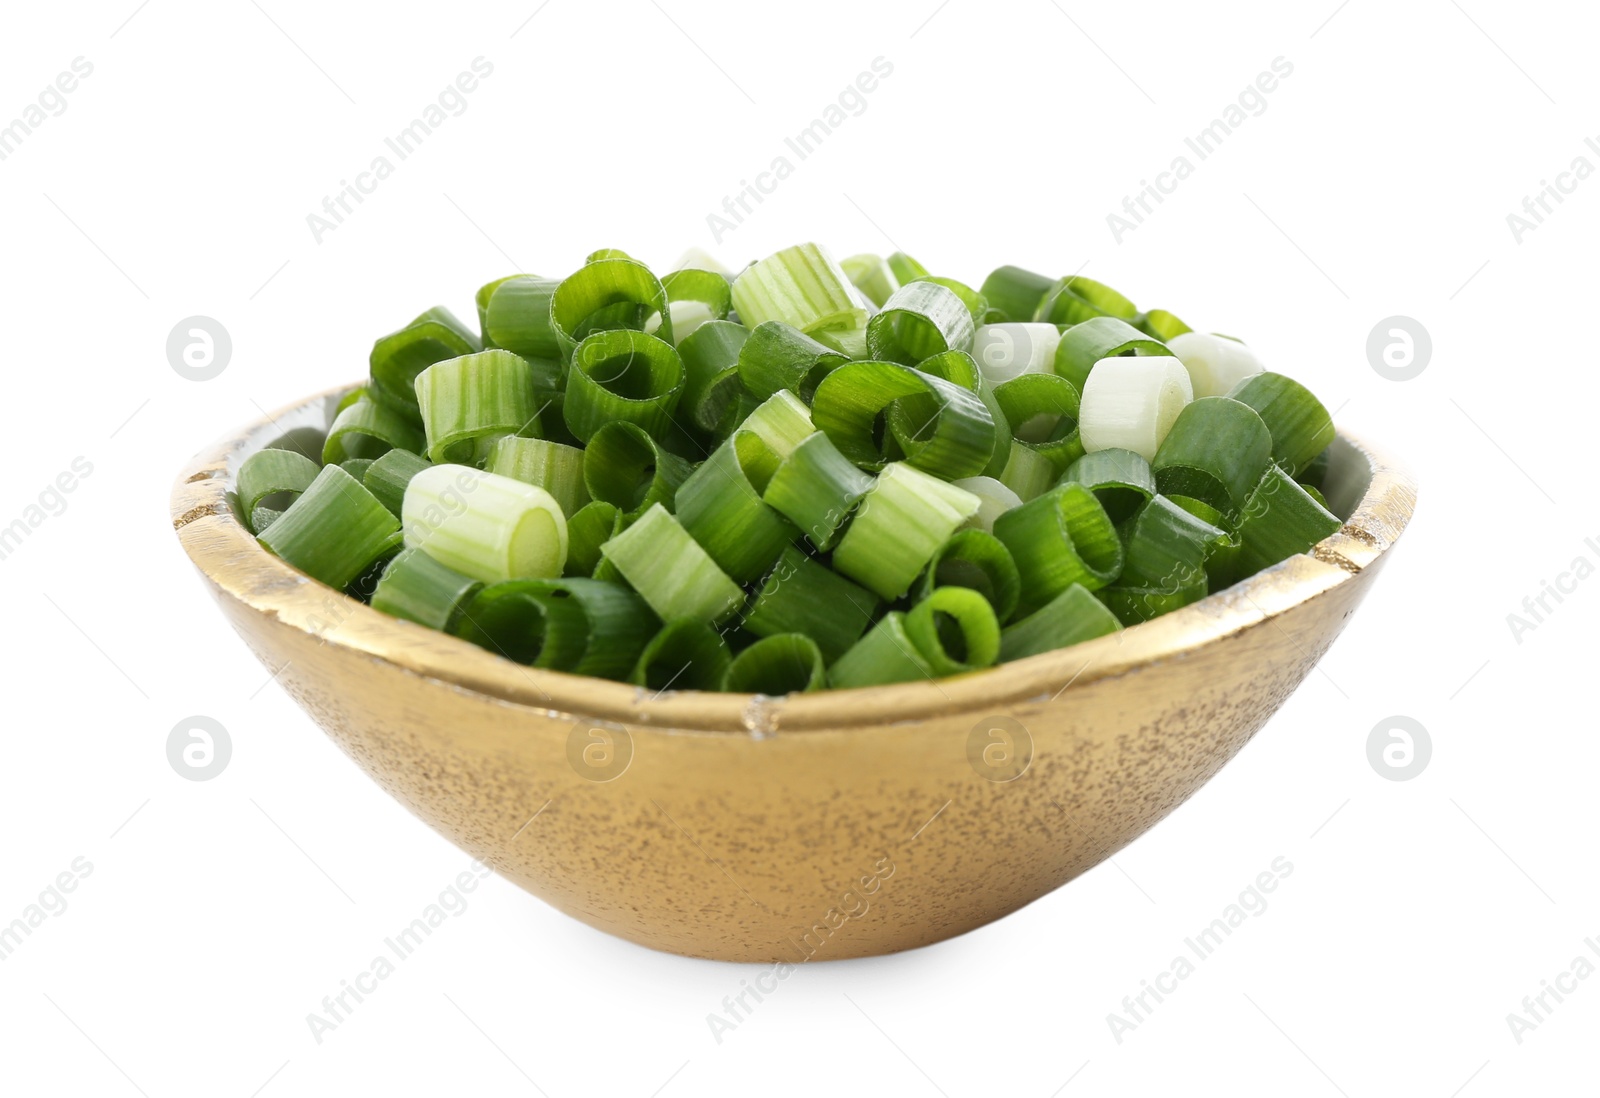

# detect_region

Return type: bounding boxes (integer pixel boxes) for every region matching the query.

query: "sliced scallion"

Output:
[1234,465,1342,575]
[1079,355,1193,461]
[730,243,865,335]
[550,257,673,351]
[413,350,540,465]
[827,612,935,689]
[999,584,1121,661]
[564,500,624,577]
[236,448,320,516]
[1167,332,1264,399]
[674,431,796,583]
[832,463,980,599]
[971,322,1062,386]
[950,476,1023,533]
[563,328,684,444]
[904,586,1001,676]
[370,546,483,632]
[1151,397,1273,519]
[402,464,568,582]
[363,448,431,518]
[582,421,692,518]
[865,280,975,365]
[761,430,873,550]
[722,633,826,694]
[1054,316,1171,393]
[630,618,732,691]
[1059,448,1155,523]
[258,465,402,590]
[1227,372,1336,477]
[743,545,879,662]
[993,482,1123,616]
[485,436,589,519]
[915,528,1021,623]
[484,277,562,361]
[369,306,482,419]
[323,397,427,465]
[811,360,994,479]
[979,265,1055,324]
[598,503,744,624]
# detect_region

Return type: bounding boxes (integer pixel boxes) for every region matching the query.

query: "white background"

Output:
[1,1,1595,1094]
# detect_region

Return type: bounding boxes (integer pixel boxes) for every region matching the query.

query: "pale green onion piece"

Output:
[413,349,539,465]
[631,618,732,691]
[811,360,995,478]
[565,500,623,577]
[827,612,935,689]
[912,275,989,324]
[833,463,981,599]
[904,586,1001,676]
[886,252,928,284]
[915,529,1021,623]
[809,323,870,360]
[951,476,1023,533]
[364,448,431,518]
[1054,316,1172,393]
[980,265,1055,324]
[722,634,826,694]
[865,280,975,364]
[1167,331,1265,398]
[993,482,1123,616]
[598,503,744,624]
[484,276,561,361]
[1034,274,1137,326]
[550,257,673,351]
[563,328,685,444]
[1059,448,1155,524]
[677,319,751,436]
[258,465,402,590]
[1234,466,1342,575]
[971,323,1062,385]
[402,464,568,582]
[1079,355,1194,461]
[739,390,816,460]
[737,321,848,402]
[486,436,589,518]
[1151,397,1273,519]
[370,546,483,632]
[744,545,879,662]
[674,431,796,583]
[586,247,633,263]
[999,584,1120,661]
[1134,309,1192,341]
[581,421,693,518]
[237,448,320,516]
[661,267,732,318]
[323,397,427,465]
[998,444,1057,502]
[1227,372,1336,477]
[840,252,900,307]
[369,306,482,419]
[761,430,873,550]
[475,274,526,348]
[730,243,865,334]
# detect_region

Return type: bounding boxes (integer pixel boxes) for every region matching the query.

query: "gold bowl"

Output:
[172,386,1415,962]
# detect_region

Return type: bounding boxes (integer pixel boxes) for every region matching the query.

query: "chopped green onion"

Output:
[993,482,1123,615]
[999,584,1120,661]
[1167,332,1265,399]
[582,421,693,518]
[998,444,1057,502]
[865,280,975,365]
[827,612,935,689]
[1096,575,1210,625]
[912,275,989,324]
[369,306,482,419]
[739,390,816,460]
[485,436,589,518]
[677,319,751,436]
[721,634,826,694]
[1053,316,1172,393]
[950,476,1023,533]
[598,503,744,624]
[833,463,980,599]
[1227,372,1336,477]
[980,265,1055,324]
[1079,355,1194,461]
[370,546,484,632]
[915,528,1021,622]
[1234,465,1342,574]
[402,464,568,582]
[258,465,402,590]
[484,277,562,361]
[738,321,849,403]
[761,430,873,550]
[993,372,1083,471]
[971,322,1062,386]
[413,349,540,465]
[1167,493,1243,589]
[744,546,879,662]
[1132,309,1192,341]
[840,252,899,307]
[674,431,796,583]
[886,252,929,285]
[904,586,1001,676]
[811,360,995,478]
[363,448,431,518]
[630,618,732,691]
[475,274,525,348]
[323,397,428,465]
[550,257,673,351]
[1059,448,1155,523]
[236,448,320,516]
[730,243,865,335]
[563,328,685,444]
[455,577,656,679]
[564,500,623,577]
[1034,274,1137,326]
[1151,397,1273,519]
[1118,495,1227,593]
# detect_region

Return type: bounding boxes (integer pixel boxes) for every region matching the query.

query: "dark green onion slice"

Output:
[980,265,1055,324]
[761,430,873,551]
[1167,493,1243,590]
[827,612,935,689]
[841,253,899,307]
[904,586,1001,676]
[550,257,673,351]
[743,546,879,662]
[865,281,975,365]
[730,243,865,334]
[1118,495,1227,593]
[721,633,826,694]
[832,463,980,600]
[455,577,656,679]
[1132,309,1192,341]
[993,372,1083,471]
[565,500,624,577]
[563,328,685,444]
[485,437,589,518]
[369,306,482,419]
[258,464,402,590]
[323,397,427,465]
[1234,465,1342,575]
[999,584,1121,661]
[677,319,751,437]
[582,421,692,518]
[370,546,483,632]
[1053,316,1172,393]
[915,529,1021,623]
[474,274,526,347]
[1096,575,1210,625]
[1034,274,1138,326]
[1059,448,1155,524]
[674,431,797,584]
[485,276,562,361]
[738,321,848,403]
[414,349,539,464]
[914,349,1012,478]
[811,360,995,478]
[1151,397,1273,519]
[363,448,430,518]
[236,448,320,516]
[993,482,1123,616]
[598,503,744,623]
[1227,372,1337,477]
[630,618,733,691]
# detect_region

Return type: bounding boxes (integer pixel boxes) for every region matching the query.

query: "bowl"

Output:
[172,384,1416,962]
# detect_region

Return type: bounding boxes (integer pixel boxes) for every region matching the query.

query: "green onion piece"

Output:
[363,448,431,518]
[811,360,994,478]
[564,500,623,577]
[1034,274,1138,326]
[915,528,1021,622]
[1167,332,1264,398]
[323,397,427,465]
[904,586,1001,676]
[484,276,562,361]
[339,458,376,484]
[236,448,320,516]
[950,476,1023,533]
[1167,493,1244,589]
[1298,445,1332,493]
[721,633,826,694]
[598,503,744,624]
[979,265,1055,324]
[1234,465,1342,575]
[971,322,1062,385]
[586,247,632,263]
[840,253,899,307]
[1133,309,1192,341]
[1097,576,1210,625]
[827,612,935,689]
[413,349,539,465]
[761,430,873,550]
[744,546,879,662]
[550,257,673,351]
[739,390,816,461]
[1118,495,1227,593]
[999,584,1120,661]
[402,464,567,582]
[1079,355,1194,461]
[730,243,865,334]
[370,546,484,632]
[475,274,526,347]
[1151,397,1274,519]
[1227,372,1336,477]
[738,321,848,402]
[249,505,282,534]
[369,306,482,419]
[913,349,1012,478]
[1053,316,1172,393]
[1059,448,1155,523]
[582,421,693,518]
[998,444,1057,502]
[886,252,929,284]
[562,328,685,444]
[993,483,1123,615]
[658,267,733,333]
[455,577,656,679]
[833,463,980,599]
[677,319,751,436]
[865,281,975,364]
[630,619,732,691]
[911,275,989,325]
[994,372,1083,471]
[485,436,589,518]
[258,465,402,589]
[675,431,797,583]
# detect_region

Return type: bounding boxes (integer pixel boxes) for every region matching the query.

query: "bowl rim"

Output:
[172,383,1417,734]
